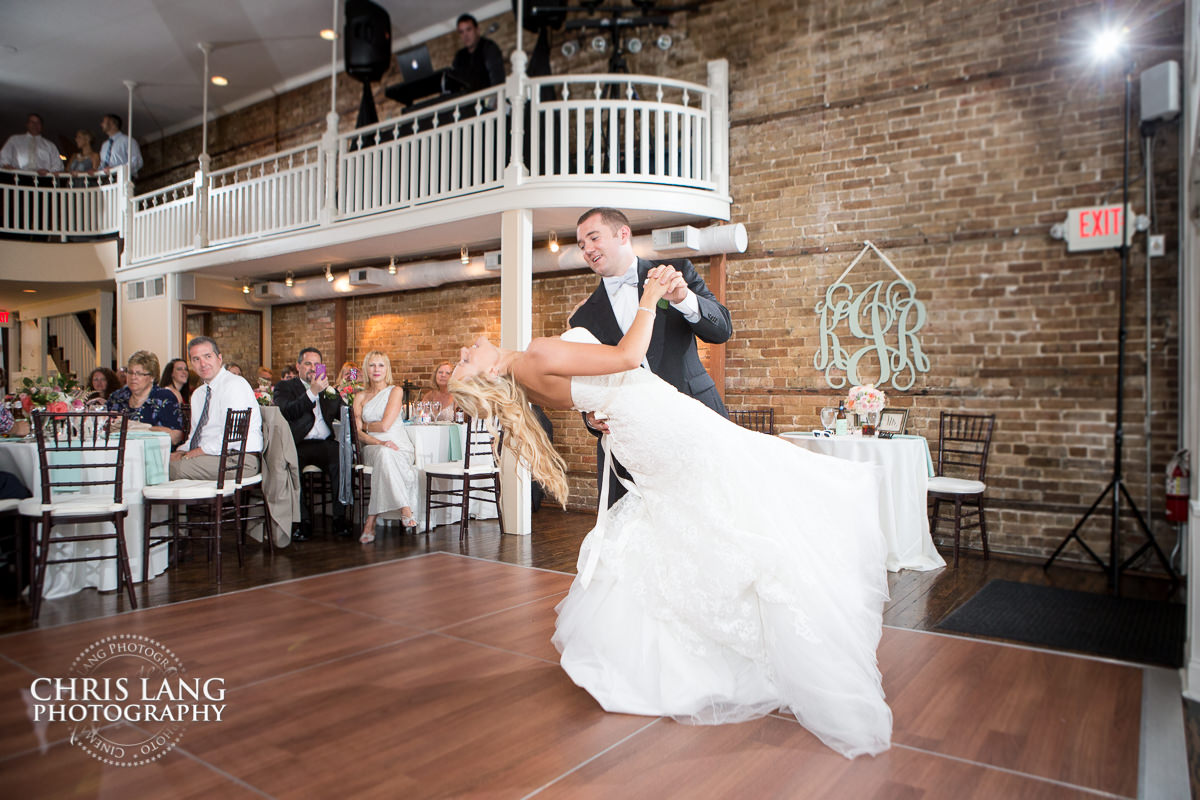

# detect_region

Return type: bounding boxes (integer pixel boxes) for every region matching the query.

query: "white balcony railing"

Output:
[0,61,729,266]
[0,168,125,238]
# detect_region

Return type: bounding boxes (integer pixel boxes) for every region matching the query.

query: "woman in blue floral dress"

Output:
[106,351,184,446]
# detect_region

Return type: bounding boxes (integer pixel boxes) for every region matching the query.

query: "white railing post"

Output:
[707,59,729,199]
[320,111,339,225]
[505,49,529,187]
[119,165,133,267]
[194,153,210,250]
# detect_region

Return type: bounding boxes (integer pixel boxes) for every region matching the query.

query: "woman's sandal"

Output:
[359,528,376,544]
[401,513,418,532]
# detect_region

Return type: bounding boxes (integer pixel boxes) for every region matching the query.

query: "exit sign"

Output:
[1065,204,1135,252]
[0,310,8,324]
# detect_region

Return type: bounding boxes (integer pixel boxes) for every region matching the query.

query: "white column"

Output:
[707,59,729,199]
[500,208,533,535]
[505,49,529,186]
[97,292,114,369]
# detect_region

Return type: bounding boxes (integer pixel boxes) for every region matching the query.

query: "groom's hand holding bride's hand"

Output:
[648,265,688,304]
[641,266,672,306]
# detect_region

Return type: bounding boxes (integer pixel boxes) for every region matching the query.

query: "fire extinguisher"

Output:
[1165,449,1190,522]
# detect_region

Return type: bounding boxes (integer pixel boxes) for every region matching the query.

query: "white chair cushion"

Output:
[928,476,986,495]
[354,464,373,475]
[19,494,127,517]
[422,460,499,477]
[235,473,263,489]
[0,498,22,513]
[143,480,236,501]
[301,465,323,474]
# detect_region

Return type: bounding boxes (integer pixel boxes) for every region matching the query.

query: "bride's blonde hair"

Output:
[449,372,568,506]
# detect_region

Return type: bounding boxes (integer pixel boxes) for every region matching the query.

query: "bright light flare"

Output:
[1092,26,1126,61]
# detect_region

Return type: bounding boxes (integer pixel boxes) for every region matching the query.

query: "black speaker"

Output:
[513,0,565,33]
[345,0,392,83]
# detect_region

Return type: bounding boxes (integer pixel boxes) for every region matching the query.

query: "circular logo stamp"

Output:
[28,633,226,767]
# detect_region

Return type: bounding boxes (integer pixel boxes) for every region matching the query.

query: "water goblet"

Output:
[819,406,836,432]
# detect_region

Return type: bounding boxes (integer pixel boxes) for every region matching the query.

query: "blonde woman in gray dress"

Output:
[353,350,419,542]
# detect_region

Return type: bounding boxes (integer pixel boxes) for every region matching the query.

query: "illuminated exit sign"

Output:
[1064,204,1135,252]
[0,310,8,323]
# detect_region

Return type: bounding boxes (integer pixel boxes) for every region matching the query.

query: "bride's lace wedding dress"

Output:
[551,328,892,758]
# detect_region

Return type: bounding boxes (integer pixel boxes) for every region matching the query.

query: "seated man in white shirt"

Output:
[98,113,143,178]
[170,336,263,481]
[0,113,63,173]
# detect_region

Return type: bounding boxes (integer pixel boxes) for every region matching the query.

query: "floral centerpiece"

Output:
[336,367,361,406]
[253,385,274,407]
[846,383,887,435]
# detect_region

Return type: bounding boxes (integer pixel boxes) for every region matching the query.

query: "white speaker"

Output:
[175,273,196,301]
[1139,60,1179,123]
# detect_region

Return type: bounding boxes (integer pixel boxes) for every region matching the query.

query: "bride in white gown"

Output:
[448,268,892,758]
[352,350,419,542]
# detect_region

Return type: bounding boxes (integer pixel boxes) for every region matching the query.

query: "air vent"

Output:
[348,267,387,287]
[651,225,701,254]
[124,277,165,302]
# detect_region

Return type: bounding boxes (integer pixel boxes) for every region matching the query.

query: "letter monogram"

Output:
[815,279,929,390]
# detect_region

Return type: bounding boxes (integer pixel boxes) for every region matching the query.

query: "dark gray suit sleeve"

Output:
[676,259,733,345]
[484,40,506,88]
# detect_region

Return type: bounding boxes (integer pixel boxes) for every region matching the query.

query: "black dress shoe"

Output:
[292,522,313,542]
[332,517,352,537]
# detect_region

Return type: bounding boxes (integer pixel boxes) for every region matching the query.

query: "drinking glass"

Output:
[432,401,441,420]
[819,407,836,432]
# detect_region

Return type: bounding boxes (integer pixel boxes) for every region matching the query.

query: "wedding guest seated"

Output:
[106,351,184,445]
[354,351,418,542]
[169,336,262,481]
[227,363,243,377]
[419,362,457,421]
[280,365,298,381]
[256,365,274,387]
[336,361,358,387]
[65,129,100,172]
[87,367,120,401]
[160,358,193,403]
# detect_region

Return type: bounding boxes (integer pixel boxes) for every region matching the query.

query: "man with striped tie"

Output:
[98,114,143,178]
[170,336,262,481]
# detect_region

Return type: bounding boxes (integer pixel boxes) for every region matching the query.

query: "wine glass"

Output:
[432,401,441,420]
[819,407,836,432]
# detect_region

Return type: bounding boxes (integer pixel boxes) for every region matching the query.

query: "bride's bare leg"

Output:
[360,514,377,543]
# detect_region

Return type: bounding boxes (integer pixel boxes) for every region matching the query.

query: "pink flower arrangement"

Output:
[847,383,886,416]
[46,400,70,416]
[253,386,274,407]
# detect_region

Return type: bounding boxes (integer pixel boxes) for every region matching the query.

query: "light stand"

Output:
[1044,61,1178,594]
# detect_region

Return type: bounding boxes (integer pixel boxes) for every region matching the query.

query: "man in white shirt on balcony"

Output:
[170,336,263,481]
[99,114,143,178]
[0,113,63,173]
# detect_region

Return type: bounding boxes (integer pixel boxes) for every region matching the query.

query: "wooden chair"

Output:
[422,415,503,541]
[928,411,996,567]
[20,411,134,622]
[300,466,332,520]
[346,406,372,530]
[730,408,776,435]
[142,408,252,585]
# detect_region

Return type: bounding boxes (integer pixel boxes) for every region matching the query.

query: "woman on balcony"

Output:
[65,130,100,172]
[107,351,184,446]
[160,358,193,404]
[419,362,457,421]
[353,350,418,543]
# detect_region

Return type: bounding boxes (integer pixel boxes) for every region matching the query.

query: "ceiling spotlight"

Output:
[211,75,229,86]
[591,36,607,53]
[285,271,294,288]
[387,256,396,275]
[1091,26,1126,62]
[324,264,334,282]
[561,40,579,58]
[242,282,250,294]
[319,28,337,41]
[460,245,470,265]
[656,34,672,51]
[627,37,642,54]
[548,231,560,253]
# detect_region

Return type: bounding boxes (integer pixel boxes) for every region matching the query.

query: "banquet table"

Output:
[0,431,172,598]
[778,431,945,572]
[373,422,498,529]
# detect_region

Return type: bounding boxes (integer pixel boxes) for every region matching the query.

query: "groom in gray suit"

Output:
[568,207,733,507]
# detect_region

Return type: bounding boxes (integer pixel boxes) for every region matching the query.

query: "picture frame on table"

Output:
[876,408,908,438]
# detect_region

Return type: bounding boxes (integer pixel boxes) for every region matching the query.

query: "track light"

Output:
[561,40,578,58]
[242,282,250,294]
[460,245,470,265]
[656,34,672,51]
[1091,26,1126,62]
[548,231,559,253]
[387,256,396,275]
[627,37,642,54]
[591,36,607,53]
[284,271,294,288]
[324,264,334,282]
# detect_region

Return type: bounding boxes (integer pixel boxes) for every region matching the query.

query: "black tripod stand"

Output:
[1043,65,1178,594]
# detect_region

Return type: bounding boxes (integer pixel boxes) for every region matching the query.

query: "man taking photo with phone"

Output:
[274,347,349,540]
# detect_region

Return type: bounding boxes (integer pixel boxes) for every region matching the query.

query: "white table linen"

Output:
[778,432,945,572]
[386,423,499,529]
[0,432,172,598]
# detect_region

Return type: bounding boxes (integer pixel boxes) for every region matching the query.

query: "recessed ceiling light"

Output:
[22,289,36,293]
[320,29,337,41]
[211,75,228,86]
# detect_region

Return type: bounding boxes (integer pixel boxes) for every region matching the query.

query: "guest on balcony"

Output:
[99,114,143,178]
[87,367,120,401]
[451,14,505,93]
[354,350,418,543]
[65,130,101,172]
[107,351,184,446]
[274,347,350,540]
[420,362,457,421]
[170,336,263,481]
[160,358,194,404]
[0,113,62,173]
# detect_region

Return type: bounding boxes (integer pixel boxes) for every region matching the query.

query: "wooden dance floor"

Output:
[0,553,1168,798]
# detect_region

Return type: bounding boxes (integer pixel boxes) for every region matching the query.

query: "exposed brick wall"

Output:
[186,311,262,378]
[159,0,1184,571]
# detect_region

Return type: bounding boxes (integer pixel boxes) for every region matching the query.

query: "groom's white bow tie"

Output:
[602,270,638,297]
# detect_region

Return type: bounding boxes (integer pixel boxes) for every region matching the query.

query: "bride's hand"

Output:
[641,266,669,306]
